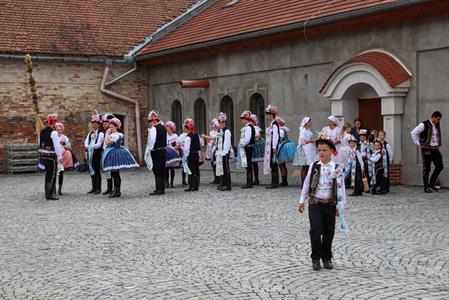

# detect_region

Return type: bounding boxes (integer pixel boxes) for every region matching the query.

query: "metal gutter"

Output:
[135,0,430,61]
[0,53,127,63]
[104,62,137,87]
[124,0,216,61]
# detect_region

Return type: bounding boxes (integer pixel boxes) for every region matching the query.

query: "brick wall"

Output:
[0,59,148,170]
[389,164,402,185]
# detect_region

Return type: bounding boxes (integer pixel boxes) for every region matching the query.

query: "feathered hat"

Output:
[211,118,220,129]
[91,111,102,124]
[55,122,64,131]
[165,121,176,133]
[265,104,279,116]
[101,112,115,123]
[218,112,227,123]
[240,110,252,121]
[109,117,122,129]
[250,114,259,126]
[47,113,58,126]
[183,118,195,132]
[148,110,160,123]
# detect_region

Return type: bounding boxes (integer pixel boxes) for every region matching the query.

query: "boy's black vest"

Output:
[309,161,338,204]
[245,124,256,147]
[154,123,167,149]
[271,120,281,149]
[188,133,201,155]
[88,130,103,154]
[220,128,231,153]
[419,120,442,148]
[40,127,55,151]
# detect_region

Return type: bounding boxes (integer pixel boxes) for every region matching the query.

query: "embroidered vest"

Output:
[309,161,338,203]
[419,120,441,147]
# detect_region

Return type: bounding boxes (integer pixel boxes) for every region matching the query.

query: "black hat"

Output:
[315,139,336,151]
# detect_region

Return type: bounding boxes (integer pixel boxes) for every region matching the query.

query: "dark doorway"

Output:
[220,96,234,144]
[249,93,265,135]
[358,98,382,131]
[194,98,207,135]
[171,100,182,134]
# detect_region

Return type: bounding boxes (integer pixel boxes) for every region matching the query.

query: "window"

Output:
[171,100,182,134]
[220,95,234,144]
[194,98,207,135]
[250,93,265,132]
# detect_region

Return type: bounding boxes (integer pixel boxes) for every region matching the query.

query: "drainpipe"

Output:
[100,65,143,164]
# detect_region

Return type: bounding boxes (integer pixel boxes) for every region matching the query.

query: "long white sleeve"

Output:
[147,127,157,150]
[369,152,381,163]
[299,163,314,204]
[84,133,90,149]
[385,143,393,164]
[272,123,279,149]
[240,125,252,146]
[183,136,191,157]
[93,131,104,149]
[51,131,63,159]
[223,129,232,155]
[410,123,424,146]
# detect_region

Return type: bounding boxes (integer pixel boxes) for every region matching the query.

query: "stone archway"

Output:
[320,50,412,166]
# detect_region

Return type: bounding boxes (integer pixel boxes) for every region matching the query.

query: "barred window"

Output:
[171,100,182,134]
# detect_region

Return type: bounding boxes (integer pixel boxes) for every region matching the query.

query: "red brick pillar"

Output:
[389,164,402,185]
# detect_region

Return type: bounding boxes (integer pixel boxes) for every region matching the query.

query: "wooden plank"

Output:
[8,159,39,166]
[5,144,39,150]
[8,151,39,159]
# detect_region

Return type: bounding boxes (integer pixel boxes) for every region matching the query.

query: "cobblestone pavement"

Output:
[1,169,448,300]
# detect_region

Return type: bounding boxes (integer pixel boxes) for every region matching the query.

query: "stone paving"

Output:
[0,169,448,299]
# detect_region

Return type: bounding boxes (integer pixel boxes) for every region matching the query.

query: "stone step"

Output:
[7,151,39,159]
[5,144,39,151]
[7,158,39,166]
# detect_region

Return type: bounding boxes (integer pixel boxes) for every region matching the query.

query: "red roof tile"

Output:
[138,0,397,56]
[0,0,196,57]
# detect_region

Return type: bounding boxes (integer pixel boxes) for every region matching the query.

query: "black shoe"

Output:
[312,260,321,271]
[424,187,434,193]
[240,184,253,189]
[350,192,362,196]
[220,186,231,191]
[102,190,111,195]
[265,185,278,189]
[323,260,333,270]
[429,185,438,192]
[58,187,63,195]
[87,189,95,194]
[109,187,121,198]
[149,190,164,195]
[253,180,260,186]
[217,185,223,190]
[184,187,193,192]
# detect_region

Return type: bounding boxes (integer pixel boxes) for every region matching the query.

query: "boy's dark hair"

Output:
[373,140,383,148]
[432,111,442,118]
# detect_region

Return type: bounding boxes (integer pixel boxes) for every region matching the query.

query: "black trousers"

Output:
[151,149,167,191]
[219,154,231,188]
[244,146,254,185]
[308,204,336,261]
[373,168,385,192]
[91,151,102,176]
[111,171,121,188]
[42,156,57,196]
[270,150,279,184]
[422,149,444,188]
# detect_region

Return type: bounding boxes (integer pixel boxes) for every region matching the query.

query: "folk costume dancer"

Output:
[293,117,316,186]
[55,122,73,195]
[183,119,201,192]
[251,114,264,186]
[358,129,372,188]
[263,105,281,189]
[298,139,346,271]
[276,117,297,187]
[369,140,386,195]
[239,111,256,189]
[411,111,444,193]
[101,112,116,195]
[102,118,139,198]
[147,110,167,195]
[321,116,342,165]
[378,130,393,193]
[165,121,181,188]
[84,113,104,194]
[201,118,220,184]
[176,130,189,186]
[39,113,63,200]
[347,136,364,196]
[215,112,232,191]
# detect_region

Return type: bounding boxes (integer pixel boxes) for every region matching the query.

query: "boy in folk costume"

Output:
[39,114,63,200]
[346,136,365,196]
[378,130,393,193]
[215,112,233,191]
[182,119,201,192]
[239,111,256,189]
[176,129,189,186]
[263,105,281,189]
[358,129,372,187]
[101,113,115,195]
[298,139,346,271]
[147,110,167,196]
[84,113,105,194]
[369,140,386,195]
[165,121,181,188]
[251,114,264,186]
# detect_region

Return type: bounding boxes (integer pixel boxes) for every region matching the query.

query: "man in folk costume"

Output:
[346,136,365,196]
[215,112,233,191]
[147,110,167,195]
[183,118,201,192]
[411,111,444,193]
[298,139,346,271]
[101,112,115,195]
[263,104,280,189]
[239,111,256,189]
[39,113,63,200]
[84,113,105,194]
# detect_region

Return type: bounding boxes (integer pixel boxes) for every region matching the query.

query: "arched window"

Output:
[171,100,182,134]
[194,98,207,135]
[250,93,265,132]
[220,96,234,143]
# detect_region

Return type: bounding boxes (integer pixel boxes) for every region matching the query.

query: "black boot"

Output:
[170,170,175,188]
[45,183,59,200]
[241,171,253,189]
[150,178,163,195]
[266,172,279,189]
[192,175,199,191]
[87,176,95,194]
[94,175,101,194]
[165,177,169,189]
[109,185,121,198]
[58,185,63,196]
[58,173,63,195]
[280,176,288,187]
[185,175,194,192]
[103,179,113,195]
[182,172,188,186]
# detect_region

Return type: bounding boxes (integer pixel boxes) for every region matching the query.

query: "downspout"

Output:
[100,65,143,164]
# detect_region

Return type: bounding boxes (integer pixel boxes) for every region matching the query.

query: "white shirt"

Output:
[84,130,104,150]
[183,136,191,158]
[109,132,123,143]
[322,126,341,143]
[270,121,279,149]
[239,124,253,147]
[51,131,63,159]
[167,133,178,146]
[299,160,346,205]
[254,126,261,138]
[147,126,157,151]
[369,150,382,163]
[411,121,440,147]
[222,129,232,155]
[382,141,393,164]
[359,141,371,159]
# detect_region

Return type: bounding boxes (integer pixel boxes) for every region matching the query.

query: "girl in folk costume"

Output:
[346,136,365,196]
[101,112,116,195]
[368,140,386,195]
[201,118,220,184]
[55,122,75,195]
[84,113,105,194]
[276,117,297,186]
[102,118,139,198]
[165,121,181,188]
[176,128,189,186]
[251,114,264,185]
[321,116,342,165]
[358,129,373,187]
[146,110,167,196]
[182,118,201,192]
[378,130,393,193]
[238,111,256,189]
[215,112,233,191]
[264,104,281,189]
[293,117,317,186]
[339,123,353,171]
